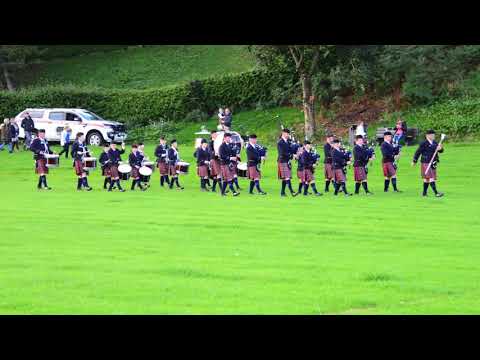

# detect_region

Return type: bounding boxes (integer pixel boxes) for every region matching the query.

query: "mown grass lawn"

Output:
[0,141,479,314]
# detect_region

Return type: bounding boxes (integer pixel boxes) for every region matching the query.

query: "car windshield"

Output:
[78,111,103,121]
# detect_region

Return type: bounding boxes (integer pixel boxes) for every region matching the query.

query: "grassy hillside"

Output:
[17,45,256,90]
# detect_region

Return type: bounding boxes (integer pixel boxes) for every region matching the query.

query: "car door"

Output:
[47,111,66,141]
[65,112,84,139]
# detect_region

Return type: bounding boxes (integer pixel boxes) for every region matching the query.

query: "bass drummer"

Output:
[71,132,93,191]
[129,144,147,191]
[30,129,54,190]
[107,142,126,192]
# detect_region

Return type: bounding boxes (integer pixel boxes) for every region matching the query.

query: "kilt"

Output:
[168,164,177,177]
[35,159,49,174]
[324,163,334,179]
[110,165,119,179]
[210,159,221,177]
[277,162,291,180]
[383,162,397,178]
[421,163,437,180]
[197,165,209,178]
[157,161,168,176]
[334,168,346,183]
[297,169,304,180]
[302,169,314,183]
[102,166,112,177]
[74,160,85,176]
[231,162,238,177]
[247,165,261,180]
[221,164,234,182]
[131,167,140,179]
[354,166,367,182]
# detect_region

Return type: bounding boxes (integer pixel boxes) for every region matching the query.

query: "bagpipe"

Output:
[392,143,402,170]
[257,144,268,158]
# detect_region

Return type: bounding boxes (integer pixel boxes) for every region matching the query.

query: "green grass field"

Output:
[0,141,479,314]
[17,45,256,90]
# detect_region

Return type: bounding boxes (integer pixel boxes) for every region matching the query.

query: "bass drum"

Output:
[213,130,244,156]
[139,166,153,183]
[236,162,248,178]
[118,163,132,181]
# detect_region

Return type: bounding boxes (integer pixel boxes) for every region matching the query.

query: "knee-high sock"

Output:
[281,180,287,195]
[234,177,240,189]
[229,181,236,192]
[303,183,309,195]
[131,179,136,190]
[212,179,218,191]
[391,178,398,191]
[116,179,123,190]
[221,180,228,194]
[362,182,369,193]
[430,182,438,194]
[175,177,181,188]
[205,179,211,187]
[77,178,83,190]
[249,180,255,193]
[423,182,429,195]
[108,178,115,191]
[341,182,348,194]
[355,182,361,194]
[325,180,331,192]
[201,178,205,189]
[334,182,340,195]
[83,177,89,188]
[104,177,110,189]
[38,176,43,188]
[255,180,262,192]
[384,179,390,191]
[298,182,303,194]
[42,175,48,188]
[169,177,175,188]
[287,180,295,194]
[160,175,165,186]
[311,183,319,194]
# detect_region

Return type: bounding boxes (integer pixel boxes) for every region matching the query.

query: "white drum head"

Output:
[139,166,153,176]
[213,131,244,155]
[177,161,190,166]
[237,162,248,171]
[118,164,132,173]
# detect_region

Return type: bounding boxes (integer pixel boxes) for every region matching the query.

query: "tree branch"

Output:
[308,48,321,76]
[288,45,304,71]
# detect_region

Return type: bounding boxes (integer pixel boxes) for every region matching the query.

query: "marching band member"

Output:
[155,136,170,187]
[332,139,352,196]
[353,135,373,195]
[381,131,401,193]
[209,130,222,192]
[219,133,240,197]
[412,129,444,197]
[167,139,184,190]
[246,134,267,195]
[107,142,126,192]
[71,132,92,191]
[196,139,211,192]
[137,142,150,189]
[229,141,241,191]
[129,144,147,191]
[30,129,53,190]
[99,144,113,190]
[277,128,298,197]
[296,144,306,195]
[299,141,322,196]
[323,134,335,193]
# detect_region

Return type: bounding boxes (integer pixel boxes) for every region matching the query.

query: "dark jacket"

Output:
[107,148,125,165]
[223,113,232,128]
[167,147,180,165]
[413,140,443,164]
[129,152,143,168]
[246,143,261,167]
[21,116,35,132]
[381,141,400,163]
[323,143,333,164]
[353,144,370,167]
[277,138,293,163]
[196,147,211,166]
[99,152,110,168]
[30,138,52,160]
[71,141,89,161]
[219,142,236,166]
[154,144,168,163]
[332,148,350,170]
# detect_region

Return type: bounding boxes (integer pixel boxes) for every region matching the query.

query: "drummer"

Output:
[71,132,92,191]
[107,142,126,192]
[209,130,222,192]
[155,136,170,187]
[99,144,113,190]
[196,138,211,192]
[129,144,147,191]
[137,142,150,188]
[167,139,184,190]
[30,129,54,190]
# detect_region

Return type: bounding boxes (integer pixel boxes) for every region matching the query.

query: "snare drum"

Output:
[175,161,190,175]
[83,157,97,171]
[142,161,155,171]
[139,166,153,183]
[45,154,60,168]
[118,164,132,181]
[237,162,248,178]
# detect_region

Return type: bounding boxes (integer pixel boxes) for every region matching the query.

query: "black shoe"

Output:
[201,188,209,192]
[258,191,267,195]
[281,193,287,197]
[221,193,227,196]
[177,187,184,191]
[233,192,240,197]
[141,187,147,192]
[291,192,298,197]
[435,192,444,197]
[366,192,374,195]
[119,189,126,192]
[344,193,352,197]
[394,189,402,193]
[85,187,93,191]
[354,192,360,195]
[249,192,254,195]
[422,193,428,197]
[108,189,113,192]
[45,187,52,191]
[314,192,323,196]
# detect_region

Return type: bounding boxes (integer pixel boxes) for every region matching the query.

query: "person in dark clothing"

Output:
[21,112,35,149]
[196,139,211,191]
[277,128,298,197]
[299,141,322,196]
[323,134,335,192]
[208,131,222,193]
[155,136,170,187]
[353,135,374,195]
[381,131,401,193]
[30,129,54,190]
[167,139,184,190]
[7,120,19,153]
[107,142,126,192]
[71,132,93,191]
[245,134,267,195]
[99,144,113,190]
[129,144,147,191]
[58,127,72,158]
[331,139,352,196]
[412,129,444,197]
[222,108,233,130]
[219,133,240,197]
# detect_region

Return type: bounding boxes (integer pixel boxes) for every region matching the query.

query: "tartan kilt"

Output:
[210,159,221,177]
[277,162,291,180]
[334,168,346,183]
[421,163,437,180]
[324,163,334,179]
[157,161,168,176]
[197,165,209,178]
[110,165,119,179]
[221,164,234,182]
[35,159,49,174]
[231,162,238,176]
[297,169,304,180]
[131,167,140,179]
[354,166,367,182]
[102,166,112,177]
[302,169,314,183]
[383,162,397,178]
[168,164,177,177]
[74,160,85,176]
[247,165,261,180]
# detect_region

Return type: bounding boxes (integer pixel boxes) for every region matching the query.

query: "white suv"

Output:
[14,108,127,146]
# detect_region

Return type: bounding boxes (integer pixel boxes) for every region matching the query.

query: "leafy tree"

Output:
[0,45,43,91]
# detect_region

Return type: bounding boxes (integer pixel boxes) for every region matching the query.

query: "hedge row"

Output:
[0,70,292,128]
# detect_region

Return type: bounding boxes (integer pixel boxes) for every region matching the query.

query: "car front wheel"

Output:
[87,131,104,146]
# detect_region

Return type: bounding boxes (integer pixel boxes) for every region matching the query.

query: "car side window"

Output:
[66,112,80,121]
[49,112,66,121]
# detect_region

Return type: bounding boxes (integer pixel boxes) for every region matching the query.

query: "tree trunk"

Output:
[301,74,315,139]
[2,65,16,91]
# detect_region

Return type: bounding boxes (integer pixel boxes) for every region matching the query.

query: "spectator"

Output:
[58,126,73,158]
[21,112,35,149]
[355,121,367,137]
[10,118,20,152]
[0,120,5,151]
[394,118,407,145]
[222,108,233,130]
[3,118,13,153]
